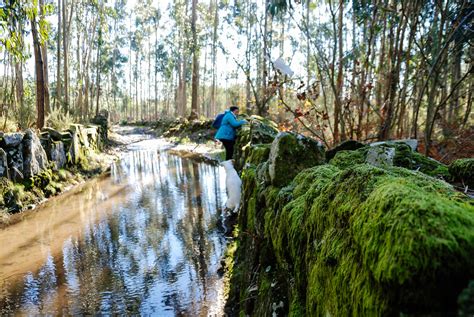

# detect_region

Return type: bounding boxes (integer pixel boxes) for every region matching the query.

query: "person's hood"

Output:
[225,110,236,117]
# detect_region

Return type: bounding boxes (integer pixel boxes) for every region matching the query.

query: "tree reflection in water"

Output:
[0,142,227,316]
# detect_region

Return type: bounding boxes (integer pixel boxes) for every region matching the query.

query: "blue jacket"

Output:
[215,110,246,141]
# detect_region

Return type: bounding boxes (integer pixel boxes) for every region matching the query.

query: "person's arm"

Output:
[227,114,247,128]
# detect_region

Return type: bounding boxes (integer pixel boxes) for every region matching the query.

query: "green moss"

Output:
[274,164,474,316]
[268,132,325,187]
[241,166,259,232]
[449,158,474,187]
[411,151,450,179]
[227,118,473,316]
[1,179,38,213]
[329,147,367,169]
[234,116,279,171]
[329,144,450,180]
[246,144,271,166]
[392,143,413,168]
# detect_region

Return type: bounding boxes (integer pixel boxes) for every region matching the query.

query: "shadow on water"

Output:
[0,139,228,316]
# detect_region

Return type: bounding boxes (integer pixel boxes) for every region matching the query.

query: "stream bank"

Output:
[0,138,228,315]
[0,120,157,227]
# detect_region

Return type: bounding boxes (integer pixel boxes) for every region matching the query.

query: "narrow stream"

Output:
[0,139,228,316]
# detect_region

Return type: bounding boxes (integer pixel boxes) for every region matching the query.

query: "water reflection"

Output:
[0,140,227,315]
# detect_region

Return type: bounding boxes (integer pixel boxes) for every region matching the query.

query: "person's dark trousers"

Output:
[221,139,235,160]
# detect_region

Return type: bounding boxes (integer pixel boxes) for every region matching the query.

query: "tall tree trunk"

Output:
[375,1,387,132]
[210,0,218,116]
[260,0,269,116]
[379,1,406,140]
[190,0,199,119]
[306,0,311,89]
[56,0,62,110]
[62,0,69,112]
[31,17,45,129]
[95,27,101,116]
[245,0,252,114]
[462,80,472,127]
[396,3,418,138]
[39,0,50,115]
[201,39,207,117]
[154,20,159,120]
[447,30,462,132]
[14,63,25,128]
[76,33,83,120]
[336,0,345,141]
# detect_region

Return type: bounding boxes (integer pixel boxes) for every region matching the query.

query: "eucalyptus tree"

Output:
[107,0,128,119]
[190,0,199,119]
[267,0,472,153]
[0,0,29,128]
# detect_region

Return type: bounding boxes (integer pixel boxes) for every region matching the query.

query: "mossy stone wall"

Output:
[1,124,107,215]
[226,119,474,316]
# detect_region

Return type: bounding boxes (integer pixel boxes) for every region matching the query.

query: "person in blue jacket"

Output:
[215,106,247,160]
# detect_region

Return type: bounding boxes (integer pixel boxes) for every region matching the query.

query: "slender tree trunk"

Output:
[154,20,159,120]
[190,0,199,119]
[306,0,311,89]
[31,17,45,129]
[95,19,102,116]
[62,0,69,112]
[39,0,50,116]
[462,80,472,127]
[56,0,62,110]
[210,0,218,116]
[336,0,345,141]
[379,1,406,140]
[447,31,462,132]
[76,33,83,120]
[260,0,269,116]
[201,39,208,117]
[14,63,25,128]
[375,1,387,129]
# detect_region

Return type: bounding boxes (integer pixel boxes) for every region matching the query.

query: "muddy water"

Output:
[0,139,228,316]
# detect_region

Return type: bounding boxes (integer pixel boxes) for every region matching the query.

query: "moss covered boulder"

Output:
[268,132,325,187]
[228,139,473,316]
[22,129,48,178]
[237,163,474,316]
[246,144,271,166]
[326,139,365,162]
[449,158,474,187]
[329,143,450,179]
[234,116,279,171]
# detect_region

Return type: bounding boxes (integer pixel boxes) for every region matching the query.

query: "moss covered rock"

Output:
[234,116,279,171]
[326,140,365,162]
[329,147,368,169]
[22,128,48,178]
[449,158,474,187]
[246,144,271,166]
[229,139,473,316]
[266,164,474,315]
[329,143,450,179]
[268,132,325,187]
